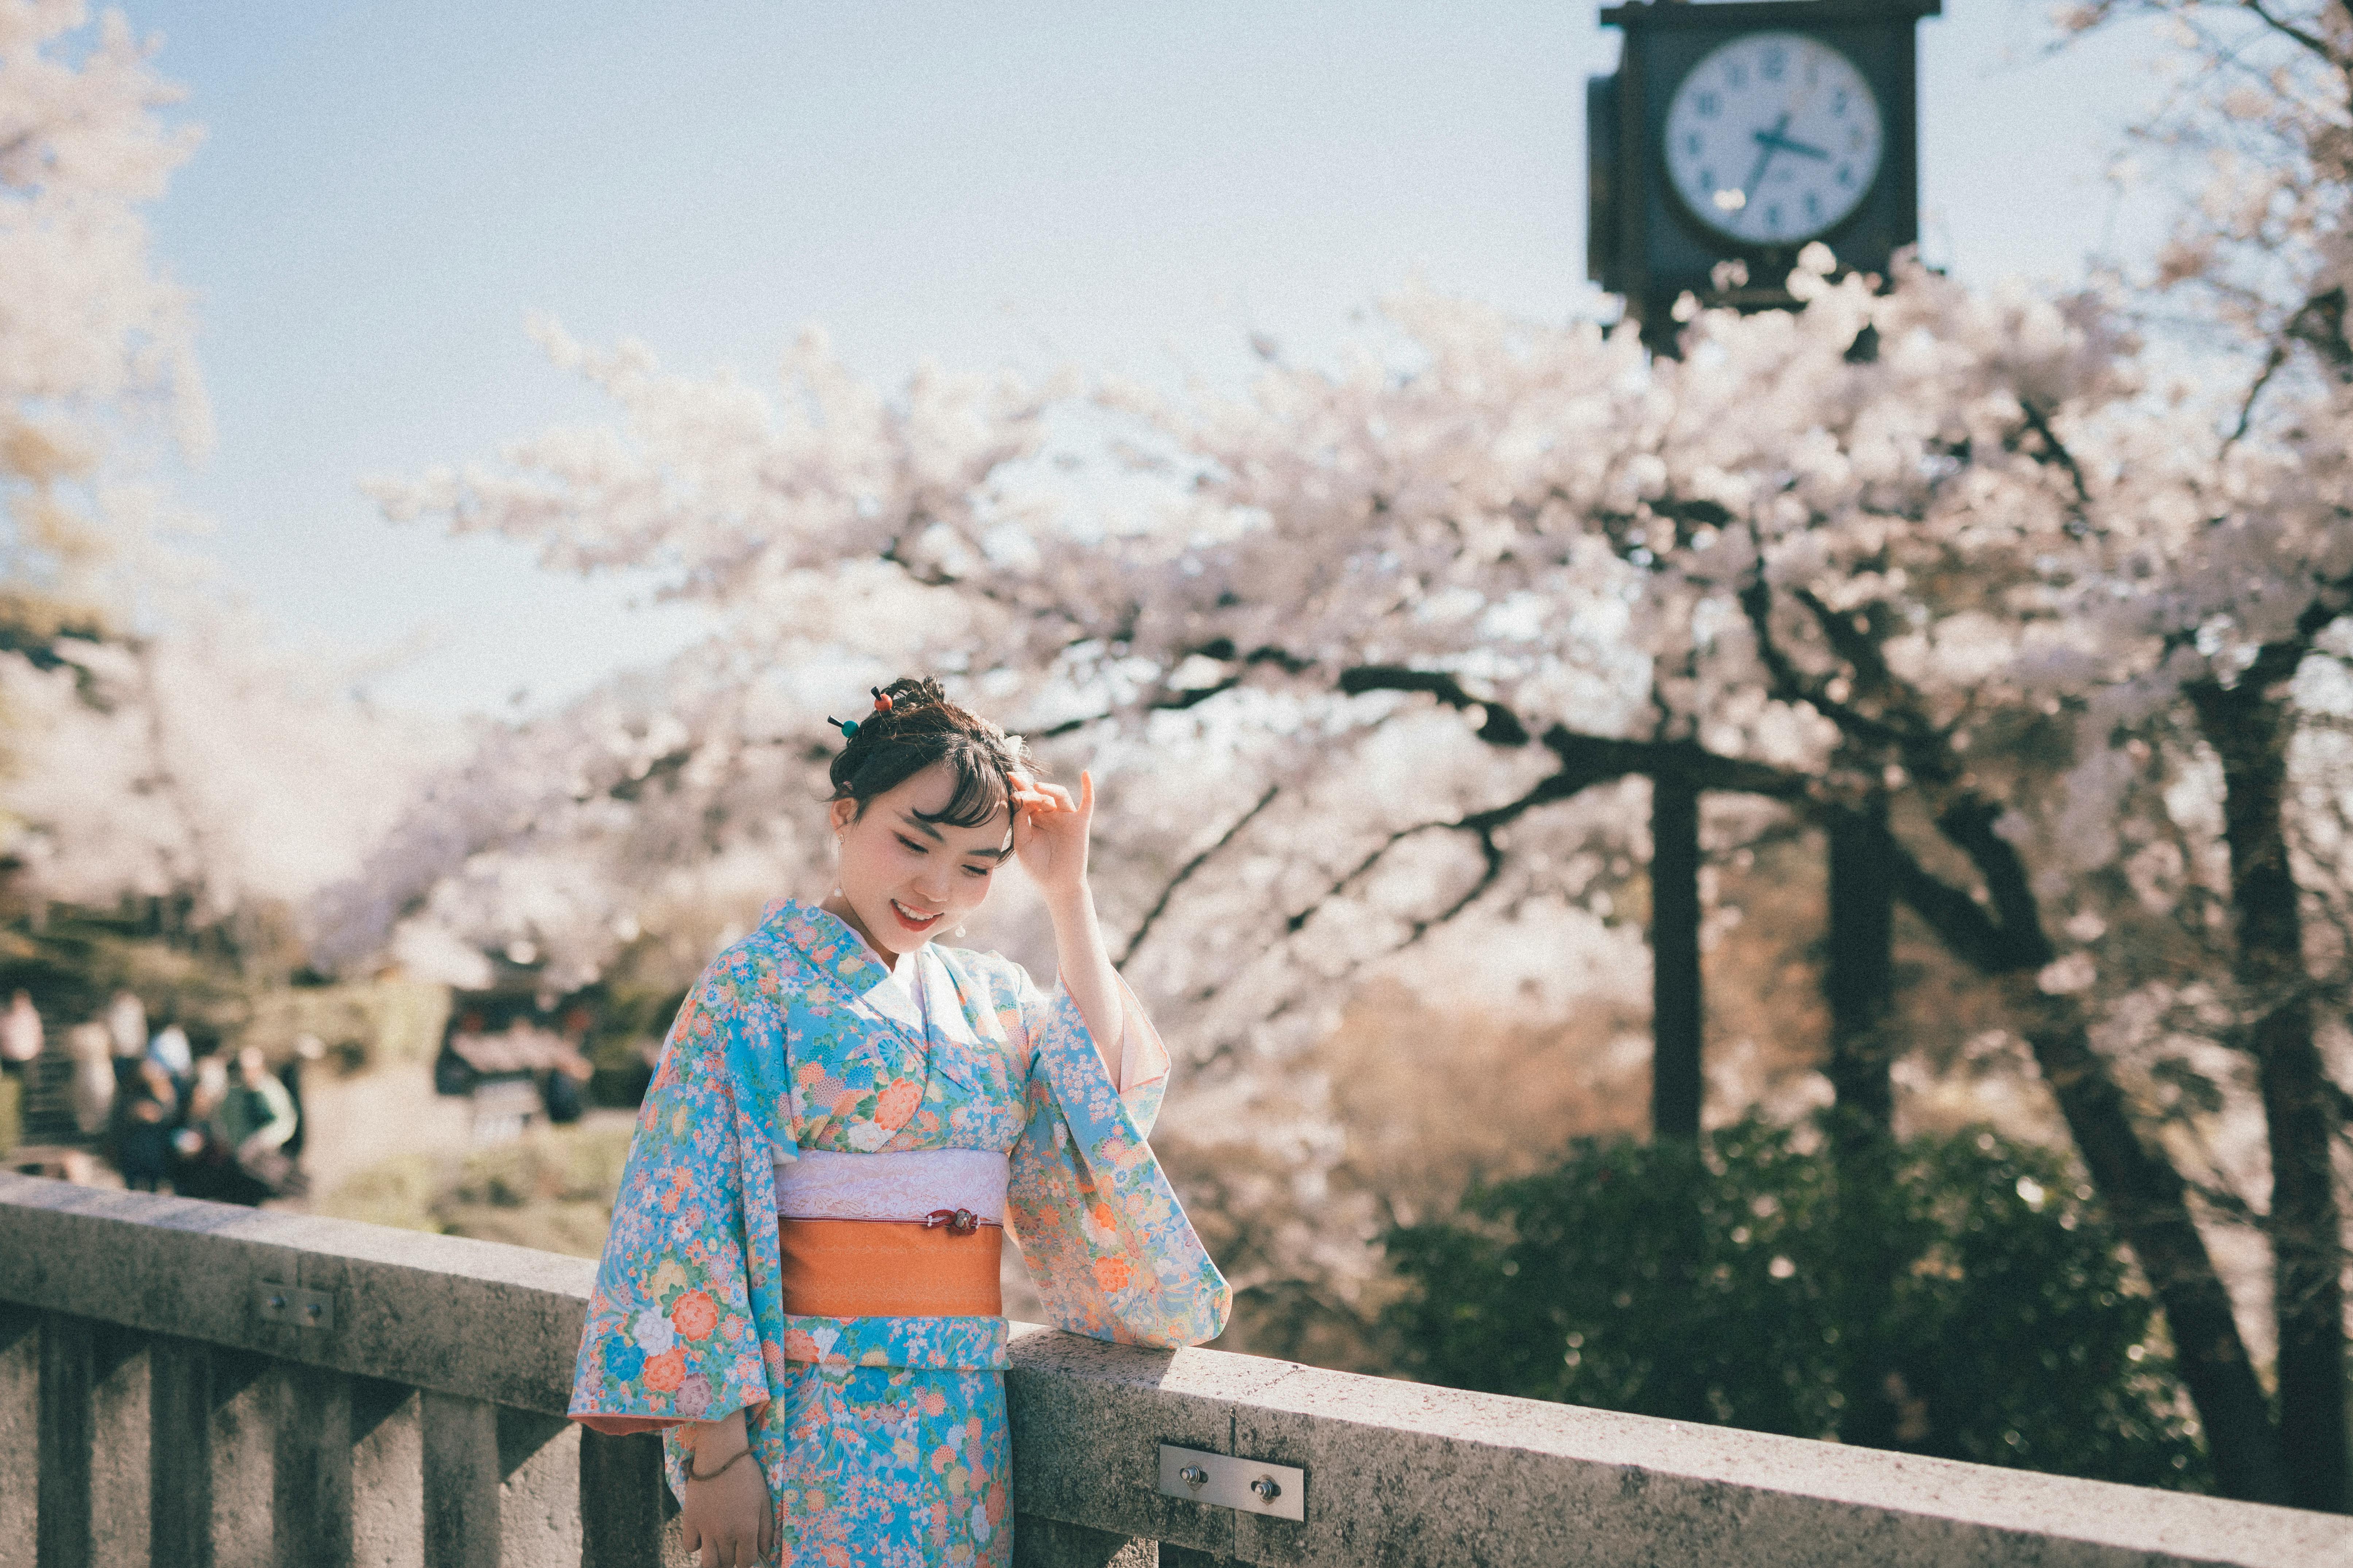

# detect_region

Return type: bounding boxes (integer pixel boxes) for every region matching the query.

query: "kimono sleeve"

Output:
[569,948,788,1435]
[1003,963,1231,1348]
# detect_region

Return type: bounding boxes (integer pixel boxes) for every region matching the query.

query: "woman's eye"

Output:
[962,864,992,879]
[896,837,927,855]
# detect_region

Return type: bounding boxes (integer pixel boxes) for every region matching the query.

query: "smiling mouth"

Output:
[890,899,941,931]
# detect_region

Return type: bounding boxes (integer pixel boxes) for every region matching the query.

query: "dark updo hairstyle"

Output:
[827,676,1038,830]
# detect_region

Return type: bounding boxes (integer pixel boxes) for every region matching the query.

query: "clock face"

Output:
[1662,32,1884,247]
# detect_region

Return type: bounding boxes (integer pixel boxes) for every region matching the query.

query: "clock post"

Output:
[1581,0,1936,1148]
[1588,0,1939,352]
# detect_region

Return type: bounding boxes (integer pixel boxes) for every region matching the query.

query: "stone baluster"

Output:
[149,1336,220,1565]
[0,1307,36,1568]
[351,1377,424,1568]
[495,1408,581,1566]
[273,1361,354,1566]
[578,1428,672,1567]
[34,1313,150,1567]
[422,1389,501,1568]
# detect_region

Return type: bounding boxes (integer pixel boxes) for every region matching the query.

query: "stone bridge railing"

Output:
[0,1172,2339,1567]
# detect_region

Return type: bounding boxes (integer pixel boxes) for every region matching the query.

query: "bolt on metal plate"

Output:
[255,1284,334,1329]
[1157,1443,1305,1522]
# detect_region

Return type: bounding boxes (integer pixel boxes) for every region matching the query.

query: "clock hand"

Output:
[1738,111,1792,207]
[1753,129,1831,161]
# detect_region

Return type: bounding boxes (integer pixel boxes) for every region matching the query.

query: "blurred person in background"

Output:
[147,1012,192,1087]
[65,1020,114,1139]
[173,1054,232,1200]
[435,1008,487,1096]
[104,990,147,1061]
[545,1006,594,1124]
[0,990,43,1070]
[117,1057,180,1191]
[215,1044,299,1202]
[280,1032,325,1162]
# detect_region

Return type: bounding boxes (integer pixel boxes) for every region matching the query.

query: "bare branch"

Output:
[2230,338,2291,444]
[2017,398,2093,516]
[2238,0,2343,63]
[1119,783,1281,967]
[1339,665,1533,746]
[1737,551,1914,752]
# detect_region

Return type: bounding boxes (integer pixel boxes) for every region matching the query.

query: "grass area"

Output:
[318,1122,635,1258]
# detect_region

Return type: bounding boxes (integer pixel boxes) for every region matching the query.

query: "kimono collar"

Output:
[763,897,898,999]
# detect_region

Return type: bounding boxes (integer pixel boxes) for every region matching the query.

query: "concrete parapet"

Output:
[3,1173,2346,1566]
[0,1170,591,1414]
[1001,1323,2352,1567]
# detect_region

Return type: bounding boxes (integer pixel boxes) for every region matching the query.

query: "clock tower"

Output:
[1588,0,1940,347]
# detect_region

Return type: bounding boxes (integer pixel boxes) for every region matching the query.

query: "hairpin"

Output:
[825,688,896,739]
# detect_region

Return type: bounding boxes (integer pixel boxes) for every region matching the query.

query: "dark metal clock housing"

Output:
[1588,0,1939,346]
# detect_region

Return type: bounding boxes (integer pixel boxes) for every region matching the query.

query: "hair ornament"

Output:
[827,715,860,738]
[871,687,893,713]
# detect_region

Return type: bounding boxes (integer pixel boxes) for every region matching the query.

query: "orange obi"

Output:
[778,1214,1004,1318]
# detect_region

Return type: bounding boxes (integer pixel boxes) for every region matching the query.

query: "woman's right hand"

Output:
[679,1413,774,1568]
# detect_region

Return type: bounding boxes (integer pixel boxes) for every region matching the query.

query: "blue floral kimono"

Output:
[569,897,1231,1566]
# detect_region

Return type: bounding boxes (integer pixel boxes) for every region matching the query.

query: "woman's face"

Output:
[829,761,1012,962]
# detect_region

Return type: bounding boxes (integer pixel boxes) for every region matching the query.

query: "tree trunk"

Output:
[2005,979,2292,1506]
[1646,768,1711,1424]
[1824,792,1904,1448]
[1651,770,1702,1144]
[2191,675,2348,1514]
[1870,791,2290,1502]
[1825,793,1896,1132]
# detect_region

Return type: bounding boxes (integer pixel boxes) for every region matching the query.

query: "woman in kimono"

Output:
[570,677,1231,1568]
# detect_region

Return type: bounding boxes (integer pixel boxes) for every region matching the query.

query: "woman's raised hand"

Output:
[1011,769,1093,907]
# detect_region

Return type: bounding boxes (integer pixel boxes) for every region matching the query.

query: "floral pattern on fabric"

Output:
[569,896,1229,1565]
[568,943,785,1431]
[777,1312,1009,1372]
[761,1363,1011,1568]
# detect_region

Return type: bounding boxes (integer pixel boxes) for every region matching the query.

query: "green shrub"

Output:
[1382,1119,2210,1491]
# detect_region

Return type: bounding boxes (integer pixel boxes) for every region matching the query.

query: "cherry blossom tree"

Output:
[0,608,451,928]
[0,0,206,637]
[2020,0,2353,1507]
[0,5,434,963]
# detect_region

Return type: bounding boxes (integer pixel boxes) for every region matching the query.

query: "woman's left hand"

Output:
[1011,769,1093,906]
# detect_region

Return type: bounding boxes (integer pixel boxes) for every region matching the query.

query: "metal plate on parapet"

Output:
[1157,1443,1305,1522]
[255,1284,334,1329]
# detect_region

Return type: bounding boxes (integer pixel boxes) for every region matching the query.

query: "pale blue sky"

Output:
[123,1,2171,717]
